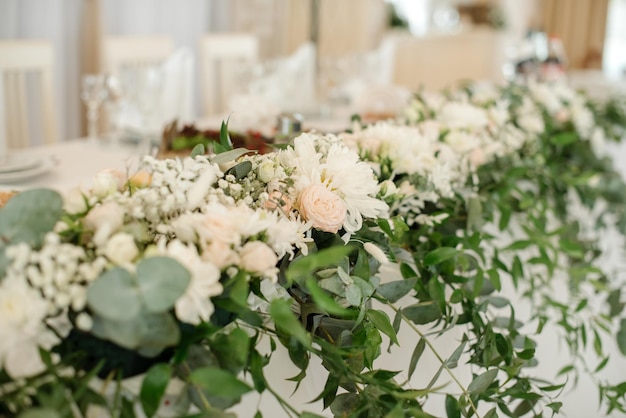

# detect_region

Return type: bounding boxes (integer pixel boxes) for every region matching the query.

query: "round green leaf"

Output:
[87,268,141,321]
[137,256,191,313]
[0,189,63,247]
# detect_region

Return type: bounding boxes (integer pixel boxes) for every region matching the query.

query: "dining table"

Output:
[0,138,146,192]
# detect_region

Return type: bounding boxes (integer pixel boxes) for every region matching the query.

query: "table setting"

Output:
[2,37,626,418]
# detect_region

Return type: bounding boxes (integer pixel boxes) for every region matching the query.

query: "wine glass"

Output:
[102,73,124,143]
[81,74,109,141]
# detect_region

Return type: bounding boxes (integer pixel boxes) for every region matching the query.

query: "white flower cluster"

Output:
[342,83,540,225]
[1,233,107,378]
[277,133,389,234]
[524,81,604,153]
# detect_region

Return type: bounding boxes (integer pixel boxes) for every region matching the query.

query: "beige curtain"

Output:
[251,0,387,59]
[539,0,609,69]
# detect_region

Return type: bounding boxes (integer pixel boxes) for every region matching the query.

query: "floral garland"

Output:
[1,81,626,418]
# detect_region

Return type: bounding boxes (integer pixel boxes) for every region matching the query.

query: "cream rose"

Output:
[83,202,125,247]
[297,184,346,233]
[201,240,240,270]
[104,232,138,265]
[91,169,125,198]
[239,241,278,277]
[63,187,88,215]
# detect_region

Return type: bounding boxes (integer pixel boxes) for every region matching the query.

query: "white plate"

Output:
[0,156,57,184]
[0,153,42,174]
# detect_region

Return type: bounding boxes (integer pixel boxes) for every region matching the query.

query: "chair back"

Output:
[199,34,259,117]
[0,40,58,149]
[102,36,175,75]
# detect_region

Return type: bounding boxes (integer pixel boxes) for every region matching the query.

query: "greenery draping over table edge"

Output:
[1,81,626,418]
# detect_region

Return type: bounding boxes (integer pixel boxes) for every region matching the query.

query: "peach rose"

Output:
[239,241,278,276]
[298,184,346,233]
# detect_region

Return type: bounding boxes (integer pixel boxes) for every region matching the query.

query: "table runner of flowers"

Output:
[1,80,626,418]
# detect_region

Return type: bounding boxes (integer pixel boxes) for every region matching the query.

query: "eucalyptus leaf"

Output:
[376,278,417,303]
[136,313,181,355]
[403,301,442,325]
[467,369,498,394]
[210,148,252,165]
[87,268,141,321]
[137,256,191,313]
[0,188,63,247]
[345,284,362,306]
[190,143,206,158]
[225,160,253,180]
[305,278,350,317]
[329,393,360,416]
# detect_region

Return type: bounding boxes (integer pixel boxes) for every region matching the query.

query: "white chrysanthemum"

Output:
[280,133,388,233]
[159,240,223,325]
[437,102,489,131]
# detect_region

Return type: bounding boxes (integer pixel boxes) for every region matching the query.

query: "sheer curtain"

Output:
[0,0,83,142]
[0,0,230,141]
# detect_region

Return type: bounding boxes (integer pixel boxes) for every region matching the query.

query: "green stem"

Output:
[386,302,482,418]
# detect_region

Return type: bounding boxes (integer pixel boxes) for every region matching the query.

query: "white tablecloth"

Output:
[0,139,141,191]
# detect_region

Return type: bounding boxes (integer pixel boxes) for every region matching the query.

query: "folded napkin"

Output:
[227,94,280,138]
[248,43,317,114]
[111,47,195,138]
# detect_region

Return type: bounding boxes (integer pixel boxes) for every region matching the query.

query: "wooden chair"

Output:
[0,40,58,149]
[101,35,175,75]
[199,34,259,117]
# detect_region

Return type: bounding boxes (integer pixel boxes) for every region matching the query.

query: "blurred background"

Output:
[1,0,625,144]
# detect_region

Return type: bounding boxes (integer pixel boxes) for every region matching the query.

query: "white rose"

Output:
[91,169,125,199]
[84,202,125,247]
[257,160,276,183]
[63,187,88,214]
[239,241,278,276]
[104,233,138,265]
[298,184,347,233]
[196,206,239,244]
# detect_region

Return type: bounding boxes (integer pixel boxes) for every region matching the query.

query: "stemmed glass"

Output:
[81,74,109,141]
